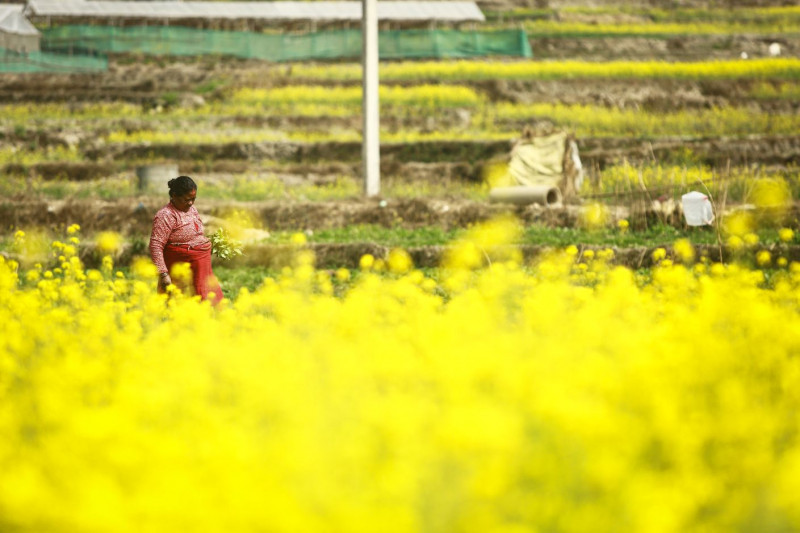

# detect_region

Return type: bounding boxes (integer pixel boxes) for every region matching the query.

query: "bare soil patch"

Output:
[79,136,800,169]
[10,196,799,236]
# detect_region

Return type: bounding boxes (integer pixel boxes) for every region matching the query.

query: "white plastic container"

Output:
[681,191,714,226]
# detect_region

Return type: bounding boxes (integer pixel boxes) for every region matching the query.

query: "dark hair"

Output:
[168,175,197,197]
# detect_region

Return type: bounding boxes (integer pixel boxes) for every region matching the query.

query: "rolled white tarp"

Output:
[489,185,562,206]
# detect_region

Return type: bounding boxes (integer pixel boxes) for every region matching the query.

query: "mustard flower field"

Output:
[2,220,800,532]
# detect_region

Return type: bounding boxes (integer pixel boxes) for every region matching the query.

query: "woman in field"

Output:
[149,175,223,305]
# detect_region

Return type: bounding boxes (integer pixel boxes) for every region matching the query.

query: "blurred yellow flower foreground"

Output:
[2,221,800,533]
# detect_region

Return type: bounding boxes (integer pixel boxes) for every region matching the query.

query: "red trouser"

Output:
[162,242,223,305]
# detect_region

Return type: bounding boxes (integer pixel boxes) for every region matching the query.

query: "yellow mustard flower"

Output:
[359,254,375,270]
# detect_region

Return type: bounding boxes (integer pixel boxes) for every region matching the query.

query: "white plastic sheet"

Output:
[681,191,714,226]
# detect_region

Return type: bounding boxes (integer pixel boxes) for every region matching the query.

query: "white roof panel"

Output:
[0,3,25,19]
[25,0,485,22]
[0,8,39,35]
[378,1,482,21]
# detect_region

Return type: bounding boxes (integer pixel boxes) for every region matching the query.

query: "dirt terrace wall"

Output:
[480,0,794,9]
[530,35,799,61]
[6,197,799,237]
[79,135,800,169]
[0,198,585,235]
[82,140,514,166]
[4,133,797,185]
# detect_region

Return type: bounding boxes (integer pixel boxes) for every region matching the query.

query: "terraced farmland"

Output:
[1,1,799,260]
[5,5,800,532]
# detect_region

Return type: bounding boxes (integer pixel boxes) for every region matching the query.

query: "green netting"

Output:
[0,48,108,72]
[42,25,532,61]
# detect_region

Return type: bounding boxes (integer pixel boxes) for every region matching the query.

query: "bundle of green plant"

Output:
[210,228,244,261]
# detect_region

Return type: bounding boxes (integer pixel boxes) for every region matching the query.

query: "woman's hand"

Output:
[159,272,172,290]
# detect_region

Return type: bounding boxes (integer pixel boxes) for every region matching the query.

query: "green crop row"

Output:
[2,163,795,207]
[484,6,800,26]
[3,80,798,127]
[232,84,482,108]
[517,20,800,38]
[492,104,800,138]
[2,222,795,258]
[102,128,514,145]
[569,5,800,25]
[0,174,488,203]
[100,103,800,144]
[4,104,789,148]
[286,58,800,82]
[4,87,798,132]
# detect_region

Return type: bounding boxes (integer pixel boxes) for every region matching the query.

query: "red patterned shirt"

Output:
[149,202,210,274]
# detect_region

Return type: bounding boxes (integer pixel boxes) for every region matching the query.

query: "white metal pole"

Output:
[362,0,380,197]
